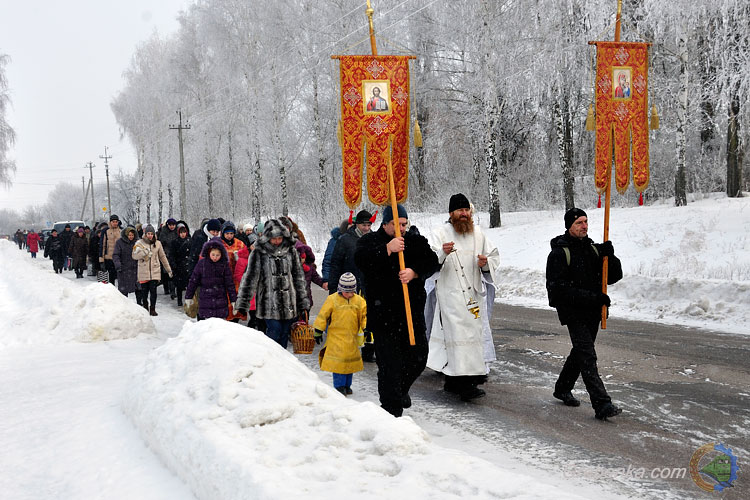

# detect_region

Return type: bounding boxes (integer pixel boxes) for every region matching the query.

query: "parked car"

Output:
[53,220,86,233]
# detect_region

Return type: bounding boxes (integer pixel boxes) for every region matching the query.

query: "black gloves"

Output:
[579,291,611,308]
[598,241,614,257]
[314,329,324,345]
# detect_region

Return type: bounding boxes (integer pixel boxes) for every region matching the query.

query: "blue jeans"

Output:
[332,373,353,389]
[265,319,295,349]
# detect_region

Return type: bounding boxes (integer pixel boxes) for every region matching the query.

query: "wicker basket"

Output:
[290,312,315,354]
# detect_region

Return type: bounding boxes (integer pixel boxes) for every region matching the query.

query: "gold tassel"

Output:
[585,103,596,131]
[414,119,423,148]
[650,105,659,130]
[336,120,343,149]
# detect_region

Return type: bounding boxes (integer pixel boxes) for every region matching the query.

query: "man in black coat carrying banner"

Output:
[355,204,438,417]
[546,208,624,421]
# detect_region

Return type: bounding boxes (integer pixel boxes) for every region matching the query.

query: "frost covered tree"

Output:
[0,53,16,188]
[0,208,22,234]
[106,0,750,233]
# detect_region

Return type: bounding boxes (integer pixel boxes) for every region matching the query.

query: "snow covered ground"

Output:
[1,195,747,499]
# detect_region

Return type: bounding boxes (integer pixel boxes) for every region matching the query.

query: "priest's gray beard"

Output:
[450,212,474,234]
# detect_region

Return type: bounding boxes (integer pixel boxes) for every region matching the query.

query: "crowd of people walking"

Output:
[11,195,623,421]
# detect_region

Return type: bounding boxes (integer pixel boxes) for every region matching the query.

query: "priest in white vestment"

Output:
[426,193,500,401]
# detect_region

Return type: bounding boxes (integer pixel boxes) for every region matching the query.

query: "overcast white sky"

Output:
[0,0,191,213]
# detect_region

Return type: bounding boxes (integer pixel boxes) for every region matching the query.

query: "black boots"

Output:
[149,306,158,316]
[401,394,411,408]
[553,391,582,407]
[460,386,486,402]
[595,403,622,420]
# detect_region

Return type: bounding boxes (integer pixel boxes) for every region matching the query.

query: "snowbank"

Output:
[123,319,587,500]
[0,240,155,345]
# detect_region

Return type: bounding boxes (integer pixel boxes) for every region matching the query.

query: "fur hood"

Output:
[200,237,229,262]
[120,226,137,242]
[255,219,295,255]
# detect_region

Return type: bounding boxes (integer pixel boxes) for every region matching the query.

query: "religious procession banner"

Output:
[593,42,650,194]
[337,55,411,207]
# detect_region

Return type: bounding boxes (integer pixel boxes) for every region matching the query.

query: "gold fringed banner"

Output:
[594,42,650,194]
[337,55,411,207]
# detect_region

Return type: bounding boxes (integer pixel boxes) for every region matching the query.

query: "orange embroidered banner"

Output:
[594,42,650,194]
[337,56,410,207]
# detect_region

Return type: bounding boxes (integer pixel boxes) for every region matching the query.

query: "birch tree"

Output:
[0,53,16,188]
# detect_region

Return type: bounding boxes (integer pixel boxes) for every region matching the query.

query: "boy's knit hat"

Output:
[338,272,357,293]
[206,219,222,232]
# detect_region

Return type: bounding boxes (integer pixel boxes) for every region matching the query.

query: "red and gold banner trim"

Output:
[336,55,411,207]
[593,41,650,194]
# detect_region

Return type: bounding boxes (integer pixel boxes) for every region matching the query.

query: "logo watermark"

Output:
[689,442,740,493]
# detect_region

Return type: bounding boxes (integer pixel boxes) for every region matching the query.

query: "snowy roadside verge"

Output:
[123,319,588,500]
[0,240,155,346]
[495,267,750,334]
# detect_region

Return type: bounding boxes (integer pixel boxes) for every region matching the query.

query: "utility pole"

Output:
[85,162,96,224]
[80,177,91,220]
[169,110,190,221]
[99,146,113,217]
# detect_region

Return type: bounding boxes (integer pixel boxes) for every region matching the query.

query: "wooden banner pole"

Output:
[387,137,416,345]
[366,0,378,56]
[602,0,622,329]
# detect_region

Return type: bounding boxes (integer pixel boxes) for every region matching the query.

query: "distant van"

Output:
[53,220,86,234]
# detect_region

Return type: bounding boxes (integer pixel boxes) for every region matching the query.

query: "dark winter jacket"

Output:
[88,228,102,265]
[157,224,179,265]
[185,237,237,319]
[44,234,65,260]
[354,226,438,339]
[545,232,623,326]
[322,226,342,282]
[170,224,192,291]
[68,233,89,268]
[328,226,365,295]
[187,222,211,278]
[59,229,74,257]
[113,227,139,294]
[236,219,310,320]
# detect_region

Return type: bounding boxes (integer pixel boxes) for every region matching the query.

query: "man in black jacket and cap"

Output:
[355,204,438,417]
[546,208,624,420]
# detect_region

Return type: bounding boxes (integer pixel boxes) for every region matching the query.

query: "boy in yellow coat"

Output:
[314,272,367,395]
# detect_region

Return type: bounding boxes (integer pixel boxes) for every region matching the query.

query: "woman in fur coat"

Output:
[235,219,310,348]
[113,226,139,297]
[68,227,89,278]
[44,229,66,273]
